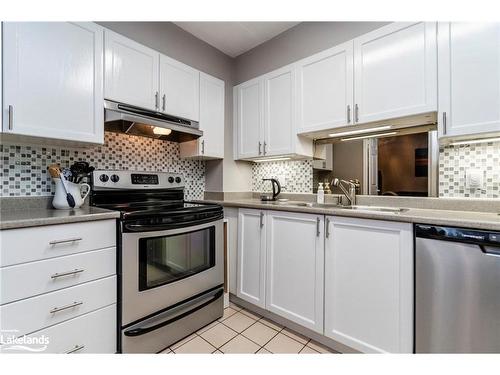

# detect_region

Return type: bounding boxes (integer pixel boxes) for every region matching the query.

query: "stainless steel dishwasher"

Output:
[415,224,500,353]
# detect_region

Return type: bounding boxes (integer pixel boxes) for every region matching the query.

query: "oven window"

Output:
[138,226,215,291]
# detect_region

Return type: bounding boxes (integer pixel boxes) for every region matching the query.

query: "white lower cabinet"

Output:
[237,209,266,308]
[324,216,413,353]
[237,209,324,332]
[265,211,324,333]
[0,305,116,354]
[0,220,117,354]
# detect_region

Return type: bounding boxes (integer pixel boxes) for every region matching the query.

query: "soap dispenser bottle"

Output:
[317,182,325,204]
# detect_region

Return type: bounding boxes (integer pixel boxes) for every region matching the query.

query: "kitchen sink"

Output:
[337,205,409,213]
[263,200,409,213]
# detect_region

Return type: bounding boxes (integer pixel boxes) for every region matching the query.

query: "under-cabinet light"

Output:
[329,125,392,138]
[449,137,500,146]
[340,131,398,142]
[253,157,292,163]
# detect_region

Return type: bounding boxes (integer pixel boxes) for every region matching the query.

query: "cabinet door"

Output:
[104,29,159,111]
[354,22,437,124]
[438,22,500,138]
[159,54,200,121]
[324,216,413,353]
[297,41,354,133]
[263,65,295,156]
[235,78,264,159]
[237,209,266,308]
[179,72,224,159]
[199,72,224,158]
[2,22,104,143]
[265,211,324,333]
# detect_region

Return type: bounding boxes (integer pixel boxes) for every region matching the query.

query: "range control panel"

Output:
[91,170,184,190]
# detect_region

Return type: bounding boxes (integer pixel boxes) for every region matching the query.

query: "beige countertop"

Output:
[200,198,500,231]
[0,206,120,230]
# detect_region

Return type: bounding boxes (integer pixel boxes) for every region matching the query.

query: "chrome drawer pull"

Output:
[49,237,83,245]
[51,269,84,279]
[316,217,320,237]
[50,301,83,314]
[326,218,330,238]
[65,344,85,354]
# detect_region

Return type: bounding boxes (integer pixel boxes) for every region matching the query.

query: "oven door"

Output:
[121,219,223,326]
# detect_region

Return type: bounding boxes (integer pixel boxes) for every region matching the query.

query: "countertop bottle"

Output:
[317,182,325,204]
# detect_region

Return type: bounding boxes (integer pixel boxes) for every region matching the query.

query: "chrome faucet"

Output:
[331,178,360,206]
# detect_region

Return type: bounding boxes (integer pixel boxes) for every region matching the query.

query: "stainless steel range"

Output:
[90,170,224,353]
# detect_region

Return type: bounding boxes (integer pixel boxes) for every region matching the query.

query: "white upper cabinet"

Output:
[104,29,159,111]
[235,78,264,159]
[180,72,225,159]
[263,65,295,156]
[237,209,266,308]
[234,66,313,161]
[265,211,324,333]
[324,216,413,353]
[296,41,354,133]
[438,22,500,138]
[159,54,200,121]
[353,22,437,124]
[2,22,104,144]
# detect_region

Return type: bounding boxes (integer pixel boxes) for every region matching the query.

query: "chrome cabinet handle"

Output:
[316,217,320,237]
[258,142,262,155]
[263,142,267,155]
[155,92,159,109]
[354,104,359,123]
[260,212,264,228]
[49,237,82,245]
[347,105,351,123]
[201,140,205,154]
[162,94,166,111]
[442,112,447,134]
[65,345,85,354]
[51,269,84,279]
[325,218,330,238]
[8,105,13,130]
[50,301,83,314]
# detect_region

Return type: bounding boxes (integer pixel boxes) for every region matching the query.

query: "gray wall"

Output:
[234,21,390,85]
[97,22,252,192]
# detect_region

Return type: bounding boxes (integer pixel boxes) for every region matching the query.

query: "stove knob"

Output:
[99,174,109,182]
[168,176,175,183]
[110,174,120,183]
[175,177,182,184]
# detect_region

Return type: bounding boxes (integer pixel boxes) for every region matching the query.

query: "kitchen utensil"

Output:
[52,179,89,209]
[48,164,75,208]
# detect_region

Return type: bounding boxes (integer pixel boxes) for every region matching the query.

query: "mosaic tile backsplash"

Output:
[251,141,500,198]
[0,132,205,200]
[439,140,500,198]
[252,160,313,193]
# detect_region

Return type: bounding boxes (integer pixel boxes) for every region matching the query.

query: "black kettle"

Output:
[260,178,281,201]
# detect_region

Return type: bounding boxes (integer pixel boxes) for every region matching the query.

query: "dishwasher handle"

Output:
[480,245,500,257]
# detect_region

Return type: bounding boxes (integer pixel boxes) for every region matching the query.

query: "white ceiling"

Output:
[174,22,300,58]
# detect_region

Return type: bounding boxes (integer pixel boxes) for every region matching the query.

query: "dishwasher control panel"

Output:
[415,224,500,247]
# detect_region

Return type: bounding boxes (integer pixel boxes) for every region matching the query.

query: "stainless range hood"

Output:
[104,100,202,142]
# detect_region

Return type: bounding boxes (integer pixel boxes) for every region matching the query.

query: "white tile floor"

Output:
[161,302,338,354]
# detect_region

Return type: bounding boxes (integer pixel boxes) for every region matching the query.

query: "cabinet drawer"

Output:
[0,304,117,354]
[0,247,116,304]
[1,276,116,337]
[0,220,116,267]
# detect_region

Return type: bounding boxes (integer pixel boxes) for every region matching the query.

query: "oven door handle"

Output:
[123,289,223,337]
[123,215,223,232]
